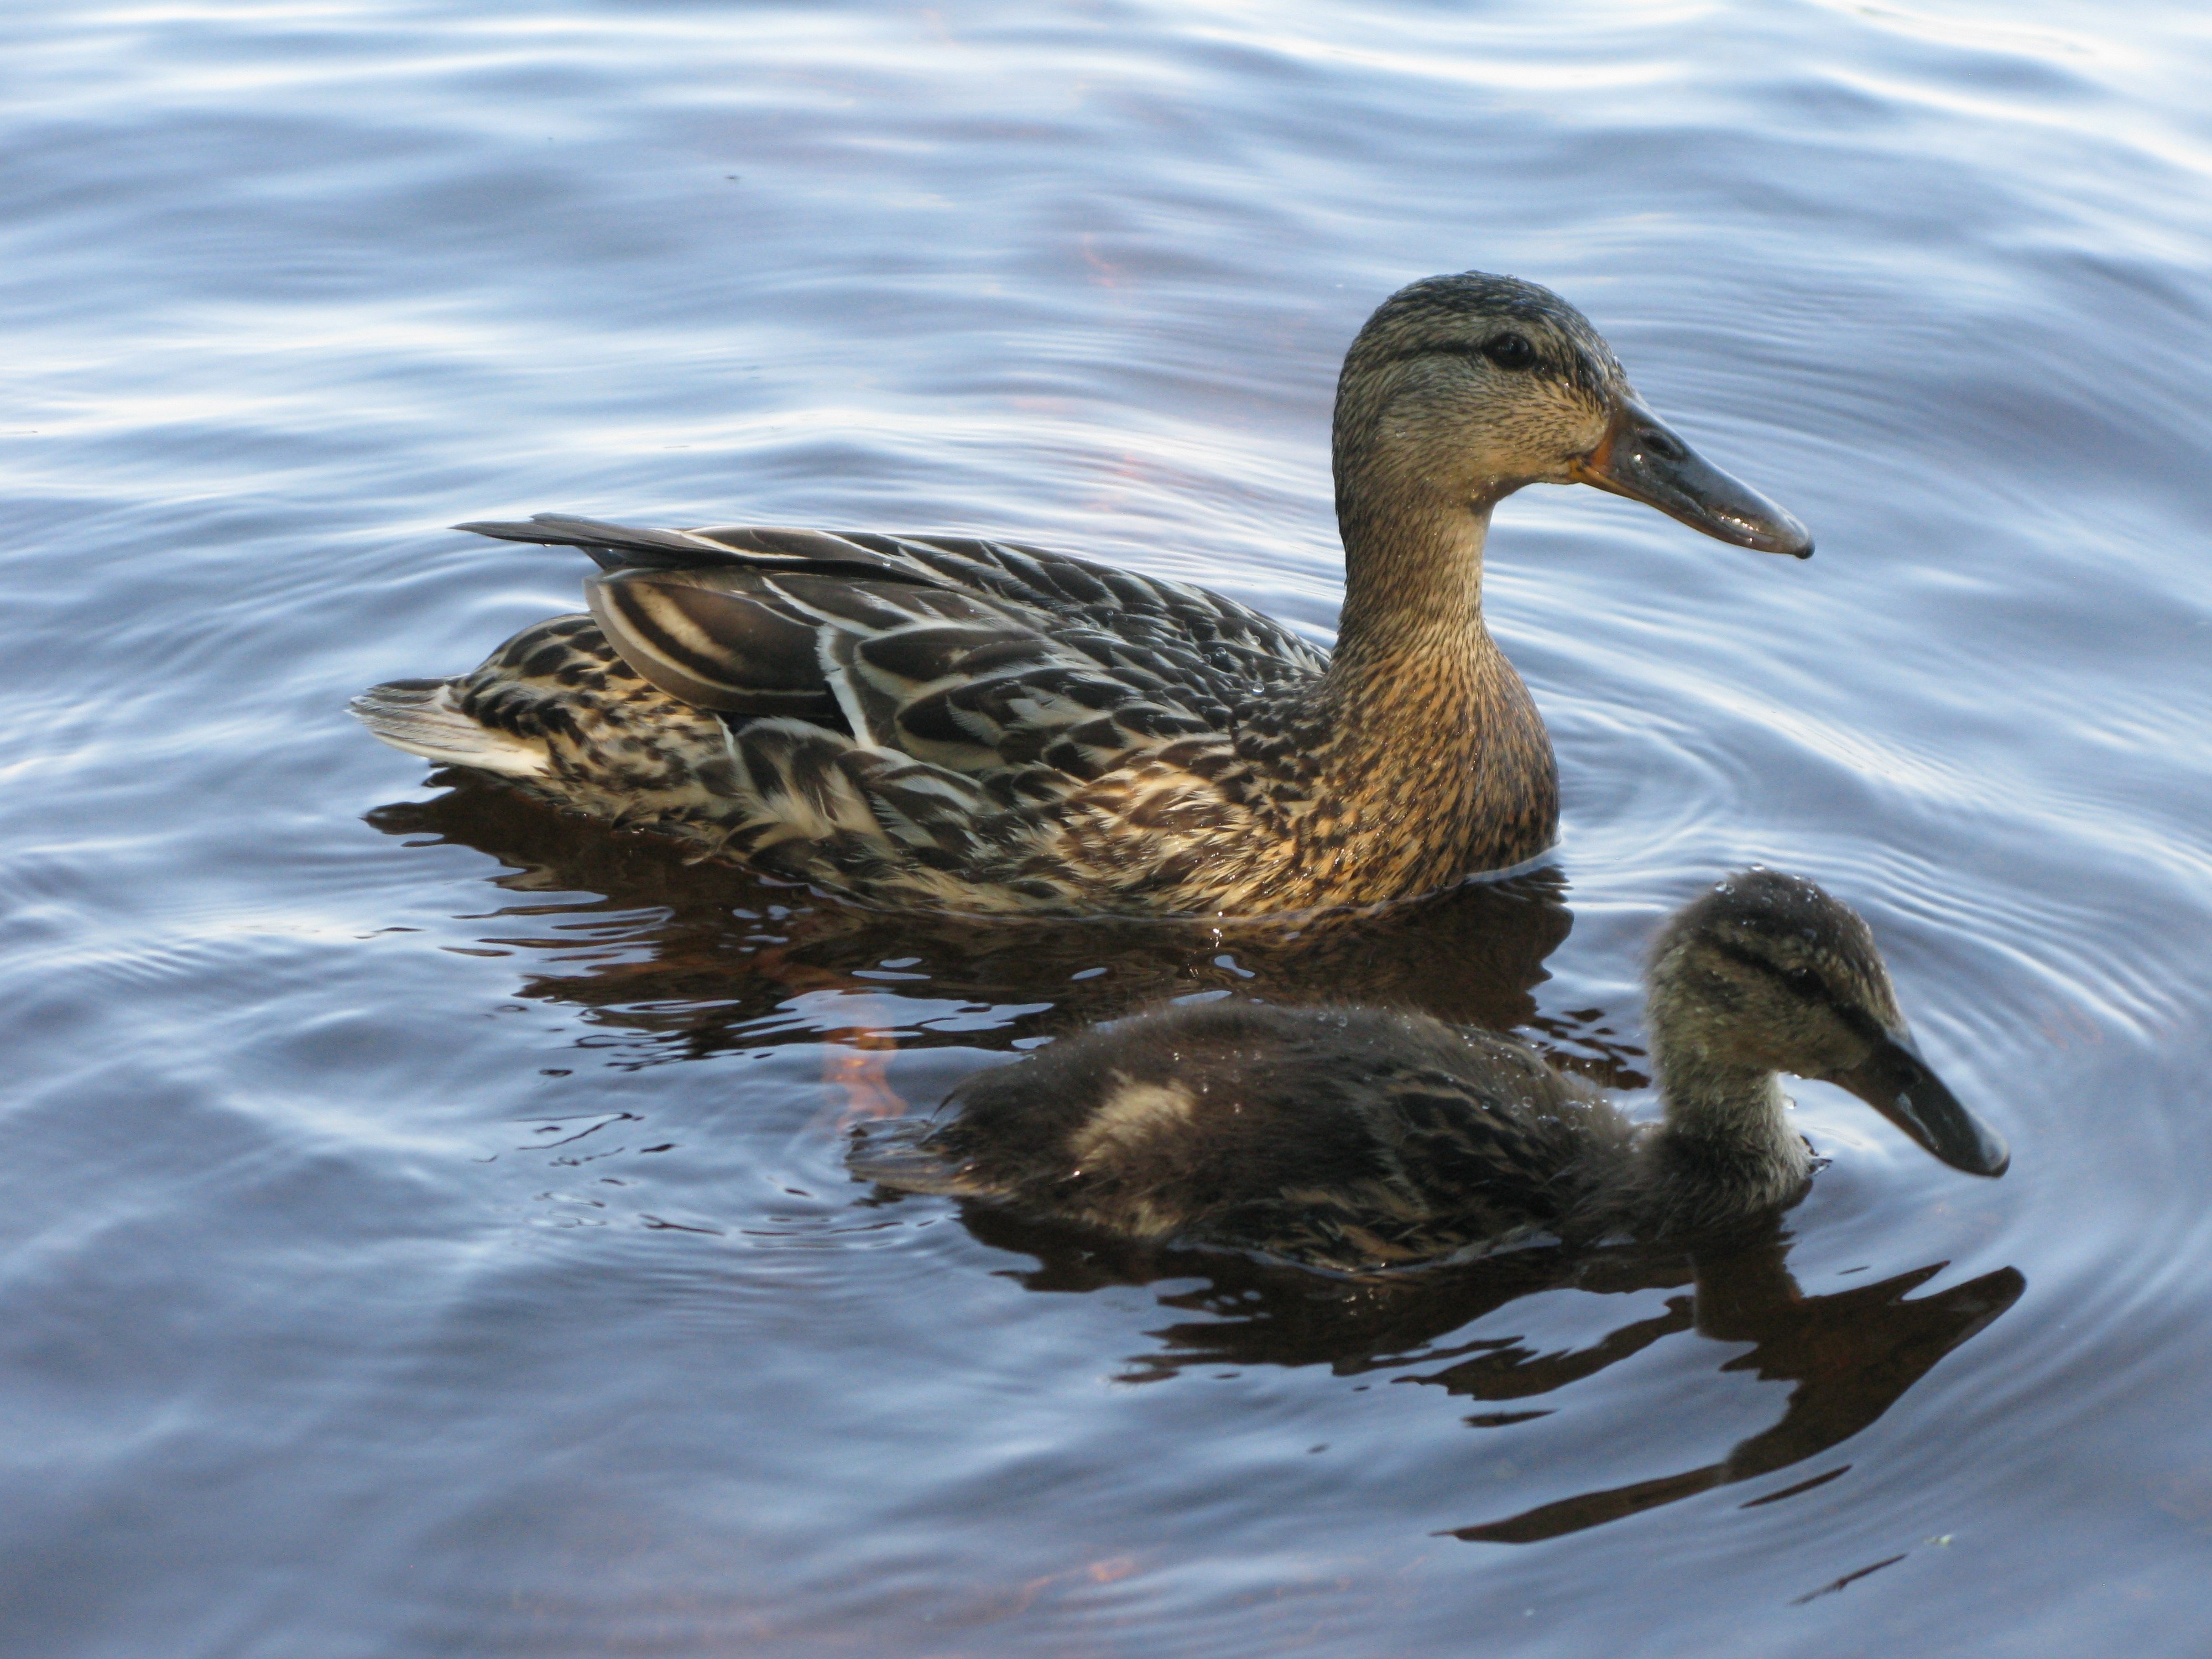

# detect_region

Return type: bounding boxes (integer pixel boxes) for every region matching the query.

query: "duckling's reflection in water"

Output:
[373,784,2022,1538]
[366,776,1588,1055]
[957,1207,2023,1543]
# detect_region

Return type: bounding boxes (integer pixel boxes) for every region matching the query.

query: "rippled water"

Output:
[6,2,2211,1653]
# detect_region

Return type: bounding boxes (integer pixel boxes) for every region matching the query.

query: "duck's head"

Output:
[1334,272,1813,559]
[1645,868,2010,1176]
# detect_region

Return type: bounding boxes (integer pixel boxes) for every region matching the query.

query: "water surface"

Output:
[4,2,2211,1655]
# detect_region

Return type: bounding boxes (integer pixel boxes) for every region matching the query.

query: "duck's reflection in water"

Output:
[367,778,1607,1066]
[372,781,2022,1541]
[958,1208,2023,1543]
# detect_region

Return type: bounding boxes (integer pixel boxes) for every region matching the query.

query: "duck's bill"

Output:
[1833,1027,2010,1177]
[1568,401,1814,559]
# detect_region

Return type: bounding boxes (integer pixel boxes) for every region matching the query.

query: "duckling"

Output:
[356,273,1811,917]
[848,870,2008,1272]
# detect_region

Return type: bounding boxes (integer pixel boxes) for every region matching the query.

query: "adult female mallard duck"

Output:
[355,273,1811,917]
[848,870,2009,1272]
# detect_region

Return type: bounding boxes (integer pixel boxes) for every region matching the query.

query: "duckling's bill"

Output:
[1832,1026,2010,1177]
[1569,401,1814,559]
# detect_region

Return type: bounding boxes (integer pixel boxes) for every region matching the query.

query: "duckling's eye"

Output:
[1782,967,1824,998]
[1481,332,1536,370]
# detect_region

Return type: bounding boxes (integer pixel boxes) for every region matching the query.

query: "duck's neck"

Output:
[1639,1051,1814,1232]
[1289,484,1556,893]
[1330,491,1493,687]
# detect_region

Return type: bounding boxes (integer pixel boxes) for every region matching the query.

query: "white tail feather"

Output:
[349,680,551,779]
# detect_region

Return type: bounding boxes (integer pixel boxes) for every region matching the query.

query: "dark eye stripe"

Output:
[1368,338,1604,397]
[1375,340,1507,367]
[1705,937,1891,1044]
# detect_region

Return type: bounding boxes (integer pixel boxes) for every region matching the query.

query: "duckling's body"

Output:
[857,1001,1631,1268]
[850,870,2010,1272]
[357,273,1809,917]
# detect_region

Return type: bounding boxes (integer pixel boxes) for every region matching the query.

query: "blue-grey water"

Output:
[5,3,2211,1655]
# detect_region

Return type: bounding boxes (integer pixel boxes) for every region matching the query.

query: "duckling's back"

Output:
[849,1001,1632,1273]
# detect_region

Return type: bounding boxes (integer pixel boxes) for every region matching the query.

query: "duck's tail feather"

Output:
[846,1119,993,1197]
[350,679,552,779]
[455,513,953,586]
[456,514,725,572]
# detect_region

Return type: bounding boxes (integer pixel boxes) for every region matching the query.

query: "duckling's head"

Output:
[1645,868,2009,1176]
[1334,273,1812,558]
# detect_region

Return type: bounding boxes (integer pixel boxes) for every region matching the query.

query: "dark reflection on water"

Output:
[936,1207,2022,1545]
[1443,1244,2025,1543]
[361,775,2030,1556]
[365,772,2030,1558]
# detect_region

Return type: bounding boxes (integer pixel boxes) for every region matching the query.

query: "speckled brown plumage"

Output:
[849,870,2010,1274]
[356,273,1810,917]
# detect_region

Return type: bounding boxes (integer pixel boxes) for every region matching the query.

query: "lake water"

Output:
[5,2,2211,1653]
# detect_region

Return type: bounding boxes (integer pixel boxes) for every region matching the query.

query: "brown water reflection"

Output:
[958,1208,2023,1545]
[375,778,2022,1550]
[1444,1242,2024,1543]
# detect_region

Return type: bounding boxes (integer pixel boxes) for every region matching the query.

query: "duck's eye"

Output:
[1481,332,1536,370]
[1783,967,1824,998]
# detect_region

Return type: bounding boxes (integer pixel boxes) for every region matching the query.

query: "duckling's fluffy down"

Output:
[849,1000,1636,1272]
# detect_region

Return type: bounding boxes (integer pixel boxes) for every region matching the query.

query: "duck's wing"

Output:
[1182,1048,1601,1272]
[1360,1063,1585,1213]
[458,517,1331,757]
